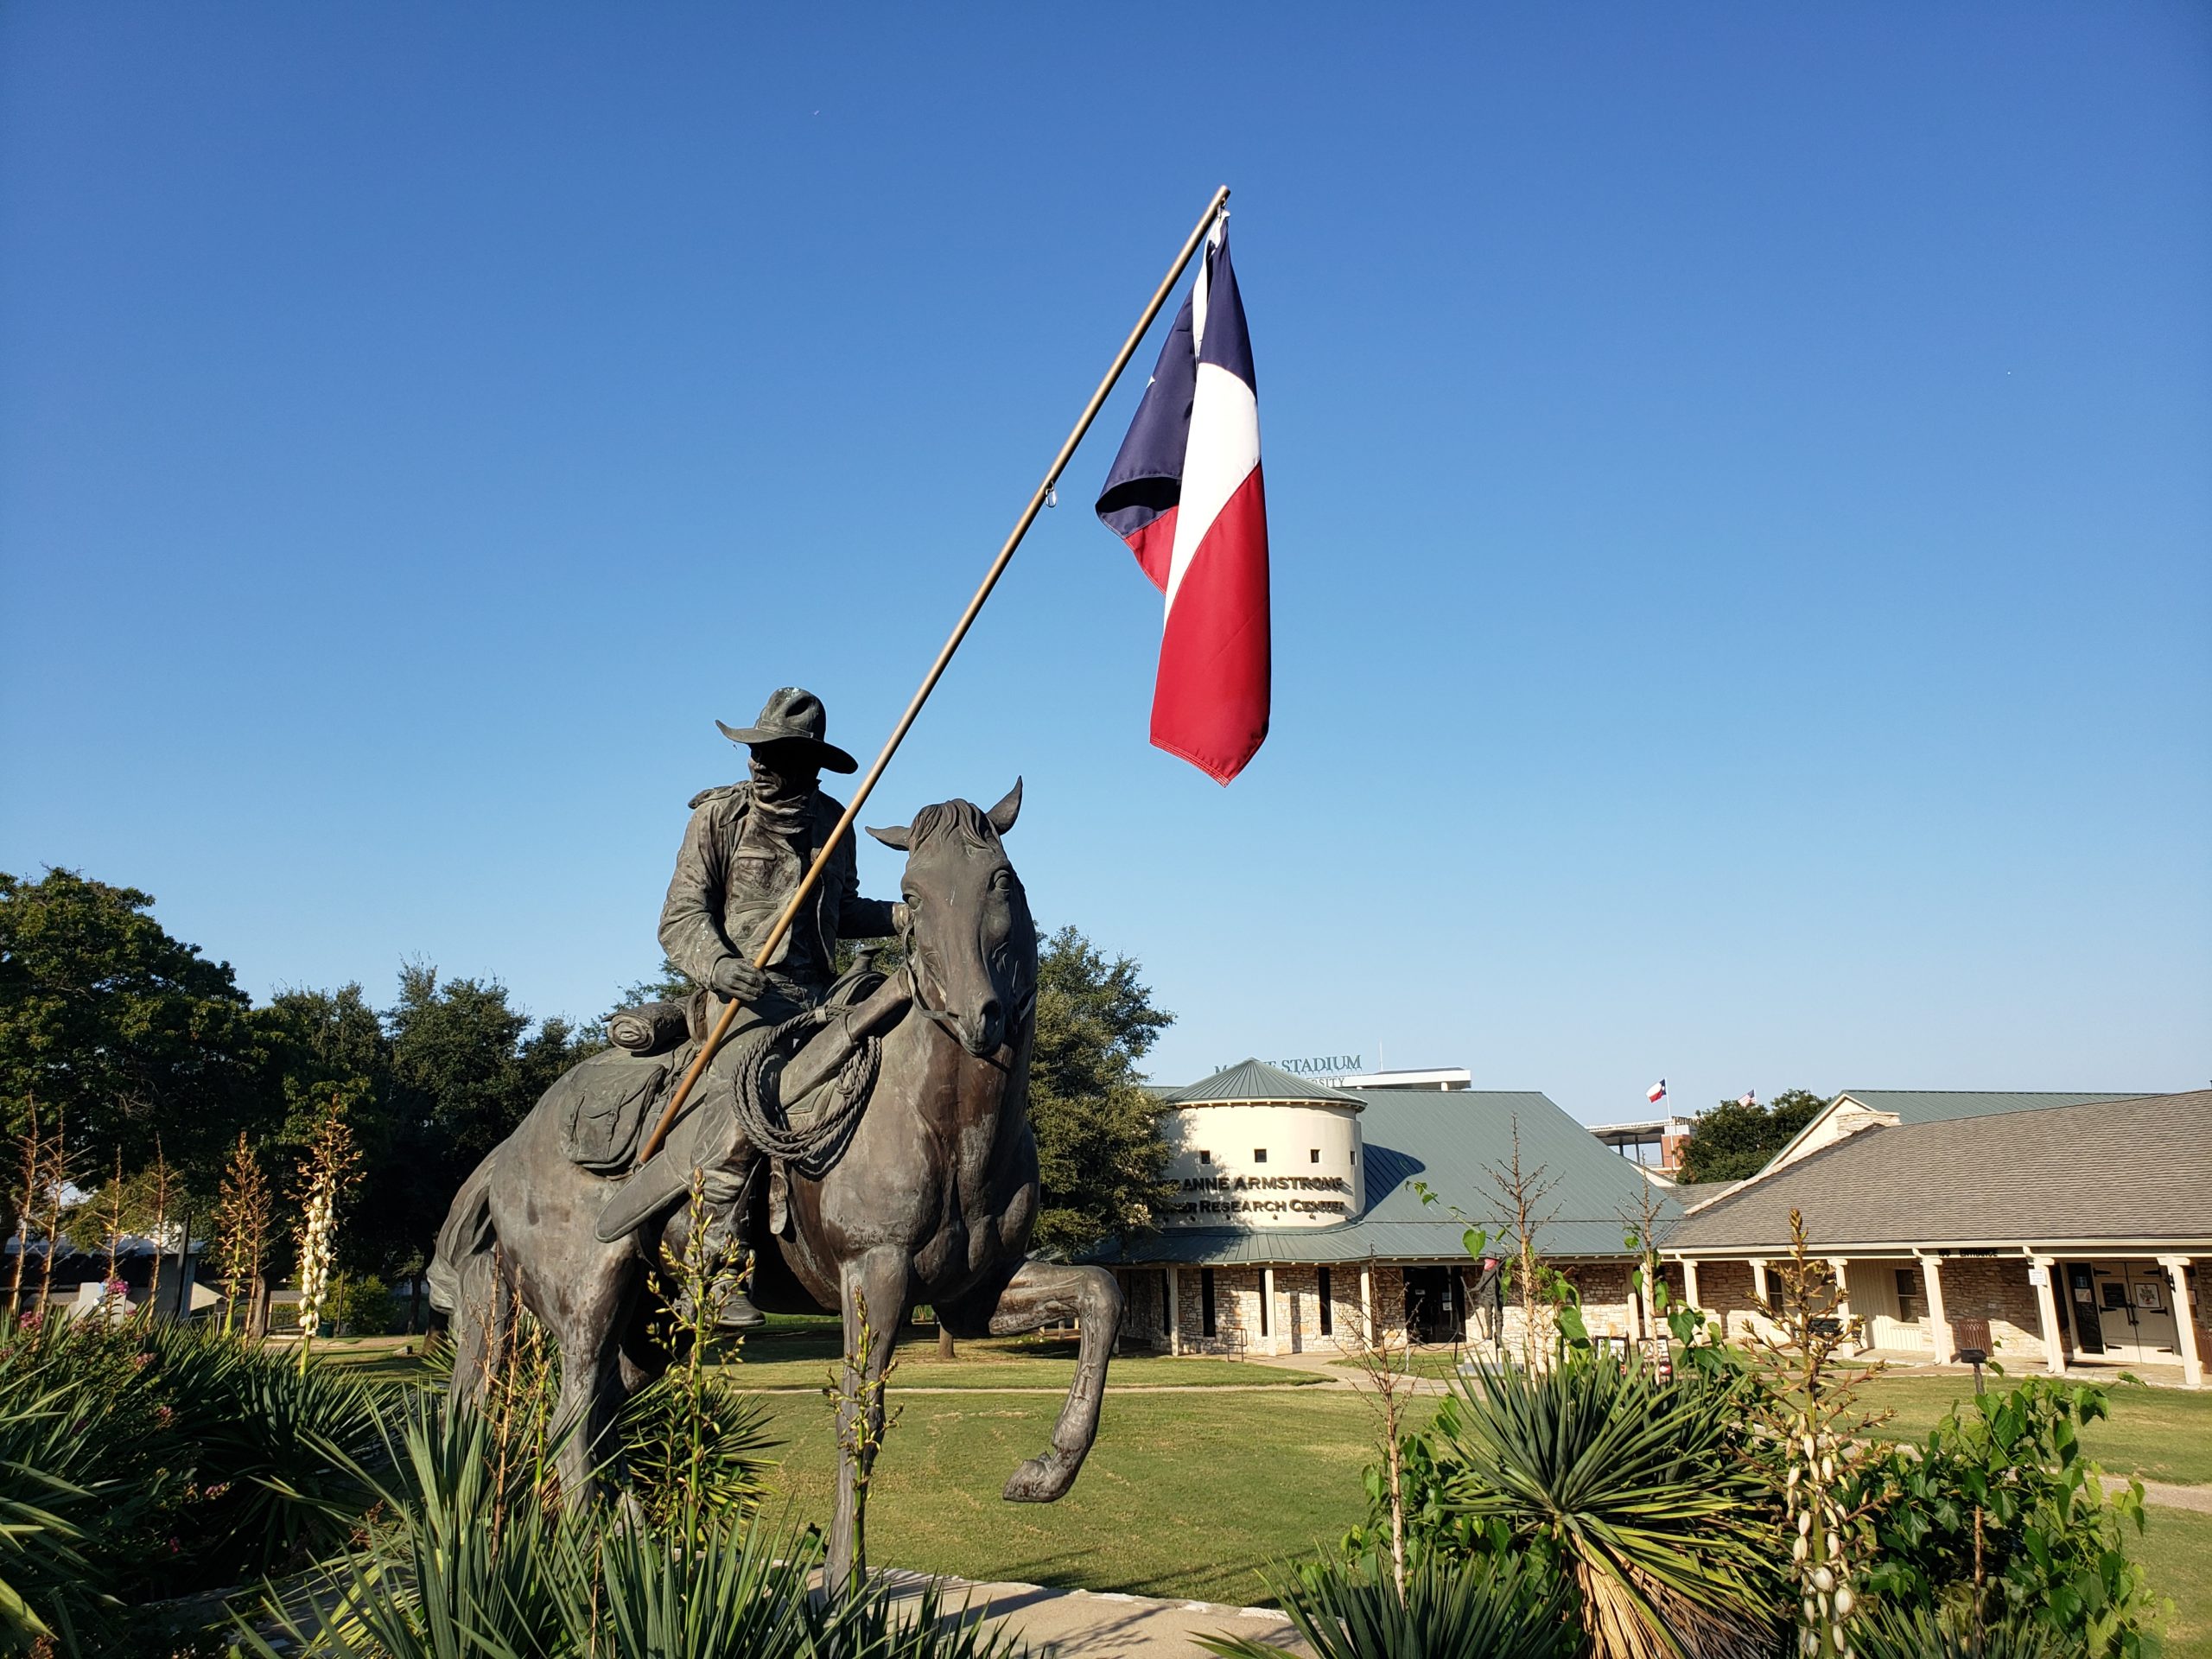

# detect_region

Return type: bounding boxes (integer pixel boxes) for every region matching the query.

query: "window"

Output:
[1309,1147,1321,1164]
[1318,1267,1333,1336]
[1200,1268,1217,1337]
[1351,1149,1358,1166]
[1198,1150,1211,1165]
[1253,1148,1268,1164]
[1895,1268,1921,1303]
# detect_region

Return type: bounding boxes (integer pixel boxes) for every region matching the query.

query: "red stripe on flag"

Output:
[1150,465,1269,785]
[1123,507,1178,595]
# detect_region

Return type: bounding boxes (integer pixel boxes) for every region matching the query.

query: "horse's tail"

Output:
[426,1149,499,1316]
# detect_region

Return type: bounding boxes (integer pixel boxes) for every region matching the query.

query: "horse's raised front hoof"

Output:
[1002,1453,1073,1504]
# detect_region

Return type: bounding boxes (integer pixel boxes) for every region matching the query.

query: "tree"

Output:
[351,963,603,1284]
[1024,925,1174,1256]
[0,868,270,1184]
[1675,1089,1828,1184]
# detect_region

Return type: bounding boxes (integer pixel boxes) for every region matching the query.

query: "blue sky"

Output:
[4,3,2208,1128]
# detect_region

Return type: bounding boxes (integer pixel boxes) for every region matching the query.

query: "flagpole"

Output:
[637,184,1233,1166]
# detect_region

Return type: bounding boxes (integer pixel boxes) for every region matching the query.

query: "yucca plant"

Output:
[1198,1554,1575,1659]
[137,1320,389,1576]
[614,1370,776,1531]
[557,1503,819,1659]
[1434,1356,1780,1659]
[0,1381,108,1655]
[1852,1597,2070,1659]
[239,1390,570,1659]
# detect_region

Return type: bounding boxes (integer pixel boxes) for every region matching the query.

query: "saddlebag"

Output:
[558,1054,672,1174]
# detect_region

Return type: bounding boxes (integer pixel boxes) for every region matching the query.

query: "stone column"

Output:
[1747,1258,1770,1342]
[2159,1256,2202,1389]
[1624,1273,1643,1342]
[1166,1266,1181,1357]
[1681,1257,1701,1314]
[2030,1255,2067,1376]
[1359,1264,1375,1348]
[1262,1265,1280,1357]
[1918,1254,1949,1360]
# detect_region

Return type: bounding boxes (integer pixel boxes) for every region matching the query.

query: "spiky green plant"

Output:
[1434,1357,1778,1659]
[238,1391,569,1659]
[1198,1554,1575,1659]
[1852,1597,2070,1659]
[133,1319,386,1575]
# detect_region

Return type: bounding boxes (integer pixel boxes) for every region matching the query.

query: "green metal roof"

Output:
[1168,1058,1363,1106]
[1089,1087,1681,1267]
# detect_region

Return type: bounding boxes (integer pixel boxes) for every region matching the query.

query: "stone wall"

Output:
[1691,1260,1761,1343]
[1930,1256,2050,1363]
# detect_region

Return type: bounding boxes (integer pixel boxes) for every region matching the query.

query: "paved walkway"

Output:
[872,1569,1306,1658]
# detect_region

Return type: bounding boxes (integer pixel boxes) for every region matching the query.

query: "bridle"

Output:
[898,911,1037,1057]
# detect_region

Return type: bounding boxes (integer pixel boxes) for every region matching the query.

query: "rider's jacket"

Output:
[658,783,899,1006]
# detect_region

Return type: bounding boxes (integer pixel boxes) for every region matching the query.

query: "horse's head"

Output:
[867,779,1036,1058]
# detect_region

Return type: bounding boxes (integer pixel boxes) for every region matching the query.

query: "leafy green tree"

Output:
[1025,925,1173,1256]
[0,868,270,1185]
[1676,1088,1827,1184]
[353,964,603,1282]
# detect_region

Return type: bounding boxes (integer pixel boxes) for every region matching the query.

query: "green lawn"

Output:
[312,1321,1319,1393]
[751,1386,1426,1607]
[2137,1509,2212,1659]
[1326,1347,1475,1381]
[721,1318,1319,1391]
[1856,1374,2212,1487]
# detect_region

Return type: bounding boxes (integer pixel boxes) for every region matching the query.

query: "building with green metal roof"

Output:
[1088,1058,1681,1358]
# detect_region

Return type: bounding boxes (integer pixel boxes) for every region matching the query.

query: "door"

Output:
[2065,1262,2103,1355]
[2093,1262,2180,1365]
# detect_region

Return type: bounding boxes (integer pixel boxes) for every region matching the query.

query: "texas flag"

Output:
[1095,222,1269,785]
[1647,1079,1668,1105]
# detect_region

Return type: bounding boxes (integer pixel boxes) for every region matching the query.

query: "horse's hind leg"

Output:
[945,1260,1121,1503]
[550,1254,640,1511]
[827,1246,912,1598]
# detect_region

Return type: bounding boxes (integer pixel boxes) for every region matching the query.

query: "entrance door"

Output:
[2092,1262,2180,1365]
[1402,1268,1459,1344]
[2065,1262,2103,1355]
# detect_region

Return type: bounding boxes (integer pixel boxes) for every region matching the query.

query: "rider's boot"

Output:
[672,1158,766,1332]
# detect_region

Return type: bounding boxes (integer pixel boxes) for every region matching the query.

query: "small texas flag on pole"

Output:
[1095,219,1269,784]
[1647,1079,1668,1105]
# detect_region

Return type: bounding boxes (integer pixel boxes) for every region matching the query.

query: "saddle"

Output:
[588,963,906,1243]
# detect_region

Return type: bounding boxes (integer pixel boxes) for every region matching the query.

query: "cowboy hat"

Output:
[715,686,859,773]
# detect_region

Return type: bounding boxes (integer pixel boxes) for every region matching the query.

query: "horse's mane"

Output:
[903,798,1002,855]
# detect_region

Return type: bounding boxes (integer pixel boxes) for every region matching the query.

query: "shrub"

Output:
[1198,1554,1576,1659]
[0,1313,391,1654]
[334,1275,397,1338]
[1858,1375,2161,1659]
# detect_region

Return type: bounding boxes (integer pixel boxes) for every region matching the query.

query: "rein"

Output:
[899,924,1037,1056]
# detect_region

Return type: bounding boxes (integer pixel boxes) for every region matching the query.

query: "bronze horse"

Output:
[427,782,1122,1590]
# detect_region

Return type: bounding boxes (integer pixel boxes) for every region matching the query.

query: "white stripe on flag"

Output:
[1164,362,1260,614]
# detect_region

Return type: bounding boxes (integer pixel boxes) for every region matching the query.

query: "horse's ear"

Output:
[986,778,1023,837]
[866,823,912,851]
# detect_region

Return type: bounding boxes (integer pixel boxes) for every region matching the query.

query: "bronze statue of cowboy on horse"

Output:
[428,686,1122,1593]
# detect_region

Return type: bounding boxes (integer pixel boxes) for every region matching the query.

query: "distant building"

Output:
[1090,1058,1679,1357]
[1665,1089,2210,1387]
[5,1233,217,1321]
[1586,1114,1694,1174]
